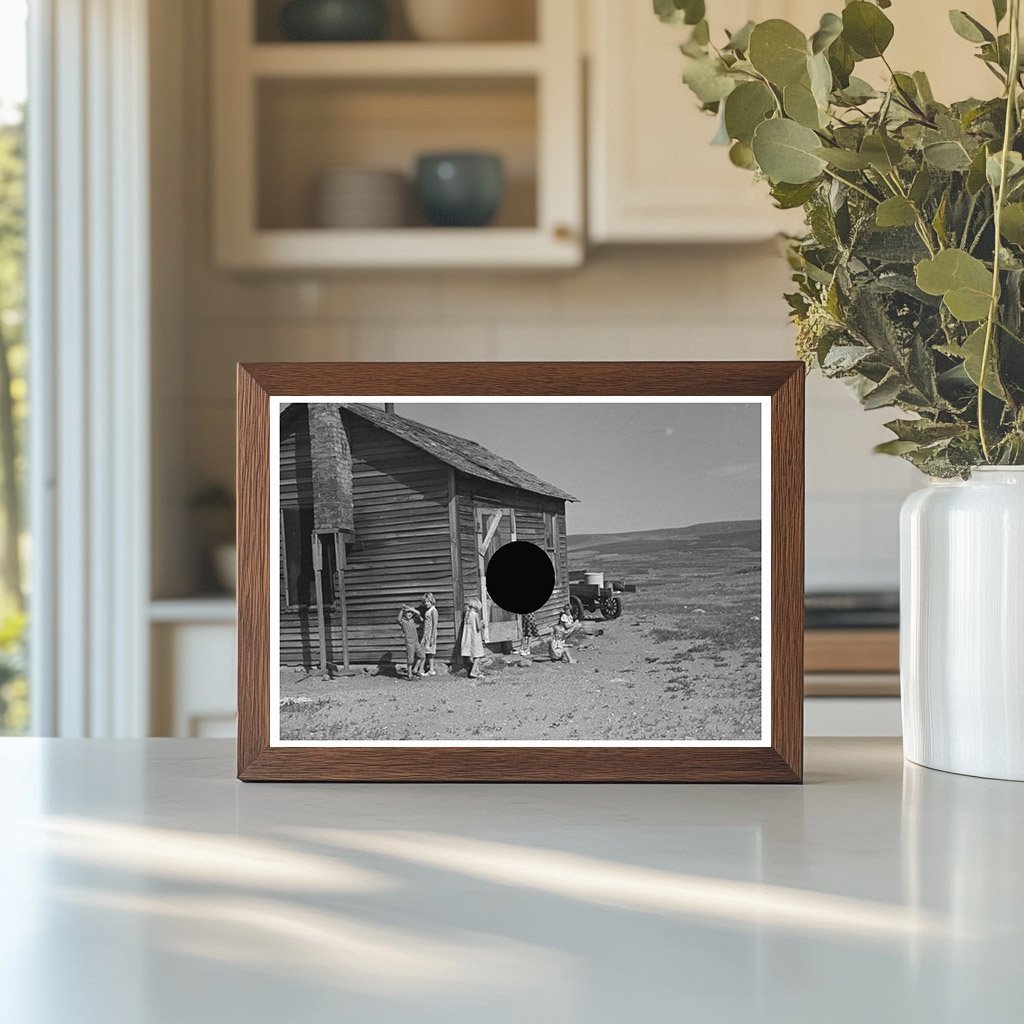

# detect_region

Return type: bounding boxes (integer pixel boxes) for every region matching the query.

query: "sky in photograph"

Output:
[394,401,763,536]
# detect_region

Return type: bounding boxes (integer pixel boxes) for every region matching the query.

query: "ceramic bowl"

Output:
[281,0,388,42]
[415,152,504,228]
[403,0,534,42]
[316,168,407,228]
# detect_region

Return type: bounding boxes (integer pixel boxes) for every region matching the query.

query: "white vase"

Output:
[900,467,1024,780]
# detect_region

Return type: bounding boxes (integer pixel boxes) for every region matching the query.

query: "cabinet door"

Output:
[587,0,808,243]
[212,0,584,269]
[587,0,997,244]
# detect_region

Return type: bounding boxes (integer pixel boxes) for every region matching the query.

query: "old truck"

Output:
[568,574,636,621]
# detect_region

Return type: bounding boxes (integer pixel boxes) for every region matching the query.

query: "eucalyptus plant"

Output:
[657,0,1024,475]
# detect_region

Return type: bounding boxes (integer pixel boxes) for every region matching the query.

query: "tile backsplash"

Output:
[181,247,917,593]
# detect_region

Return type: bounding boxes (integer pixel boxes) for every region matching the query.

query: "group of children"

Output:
[399,597,583,680]
[519,605,581,664]
[396,593,439,679]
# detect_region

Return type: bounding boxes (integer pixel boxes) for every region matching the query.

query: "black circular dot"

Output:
[485,541,555,615]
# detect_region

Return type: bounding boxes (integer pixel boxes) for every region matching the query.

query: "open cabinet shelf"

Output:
[212,0,583,269]
[249,42,546,77]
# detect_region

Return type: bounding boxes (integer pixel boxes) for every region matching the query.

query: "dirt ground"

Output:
[279,525,763,742]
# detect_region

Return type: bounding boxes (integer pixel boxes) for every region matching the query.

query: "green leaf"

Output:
[913,71,935,104]
[810,12,843,54]
[862,374,903,409]
[827,36,856,88]
[1000,203,1024,244]
[682,57,736,104]
[909,164,933,205]
[814,146,872,170]
[932,190,950,246]
[748,20,809,86]
[724,20,755,53]
[723,81,775,144]
[993,0,1008,24]
[808,51,833,108]
[875,439,923,455]
[653,0,705,26]
[729,140,757,170]
[923,140,972,171]
[784,80,824,129]
[837,76,879,104]
[751,118,828,184]
[939,325,1006,398]
[925,142,970,172]
[915,249,994,322]
[986,150,1024,191]
[683,1,706,27]
[967,144,991,193]
[876,197,918,228]
[948,10,994,44]
[891,72,923,111]
[842,1,895,59]
[860,133,904,173]
[771,180,820,209]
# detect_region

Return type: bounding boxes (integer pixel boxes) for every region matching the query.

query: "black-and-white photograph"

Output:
[272,398,769,745]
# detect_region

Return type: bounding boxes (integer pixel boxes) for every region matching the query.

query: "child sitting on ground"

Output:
[548,623,577,664]
[397,604,424,679]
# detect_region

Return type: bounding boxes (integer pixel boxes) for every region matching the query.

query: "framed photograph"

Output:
[237,362,804,782]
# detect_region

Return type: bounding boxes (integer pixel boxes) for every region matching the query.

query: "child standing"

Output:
[397,604,424,679]
[518,612,540,656]
[420,592,439,676]
[460,598,486,679]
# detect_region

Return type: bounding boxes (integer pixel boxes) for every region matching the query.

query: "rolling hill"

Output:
[568,520,761,556]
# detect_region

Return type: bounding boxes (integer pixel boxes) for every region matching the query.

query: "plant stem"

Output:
[979,0,1021,462]
[822,167,881,205]
[884,171,939,254]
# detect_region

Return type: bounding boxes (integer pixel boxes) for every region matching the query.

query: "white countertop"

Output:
[1,738,1020,1023]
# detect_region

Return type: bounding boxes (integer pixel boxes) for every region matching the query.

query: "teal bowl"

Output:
[281,0,388,42]
[415,153,505,228]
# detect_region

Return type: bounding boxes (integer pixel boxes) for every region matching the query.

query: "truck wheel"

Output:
[601,597,622,620]
[570,596,584,621]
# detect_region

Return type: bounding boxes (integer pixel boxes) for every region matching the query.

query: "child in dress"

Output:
[460,598,486,679]
[420,592,439,676]
[397,604,424,679]
[548,622,577,664]
[558,603,584,638]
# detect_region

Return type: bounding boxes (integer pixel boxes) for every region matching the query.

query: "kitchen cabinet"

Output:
[150,600,237,737]
[587,0,999,244]
[211,0,583,269]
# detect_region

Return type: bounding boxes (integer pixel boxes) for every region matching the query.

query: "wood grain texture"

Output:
[804,629,899,674]
[237,362,805,783]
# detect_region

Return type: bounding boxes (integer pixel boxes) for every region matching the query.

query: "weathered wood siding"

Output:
[279,408,456,667]
[279,408,322,666]
[454,473,570,643]
[341,413,456,665]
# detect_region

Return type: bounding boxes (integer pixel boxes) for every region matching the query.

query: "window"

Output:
[281,509,338,608]
[0,0,27,735]
[282,508,314,607]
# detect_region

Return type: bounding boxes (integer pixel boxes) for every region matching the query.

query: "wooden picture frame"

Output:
[237,362,804,782]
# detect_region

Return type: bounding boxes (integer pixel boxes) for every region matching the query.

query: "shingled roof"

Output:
[343,403,577,502]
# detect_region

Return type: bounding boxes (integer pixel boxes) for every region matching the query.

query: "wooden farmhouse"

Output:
[279,403,577,669]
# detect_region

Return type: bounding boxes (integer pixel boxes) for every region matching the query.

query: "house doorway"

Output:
[474,507,520,645]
